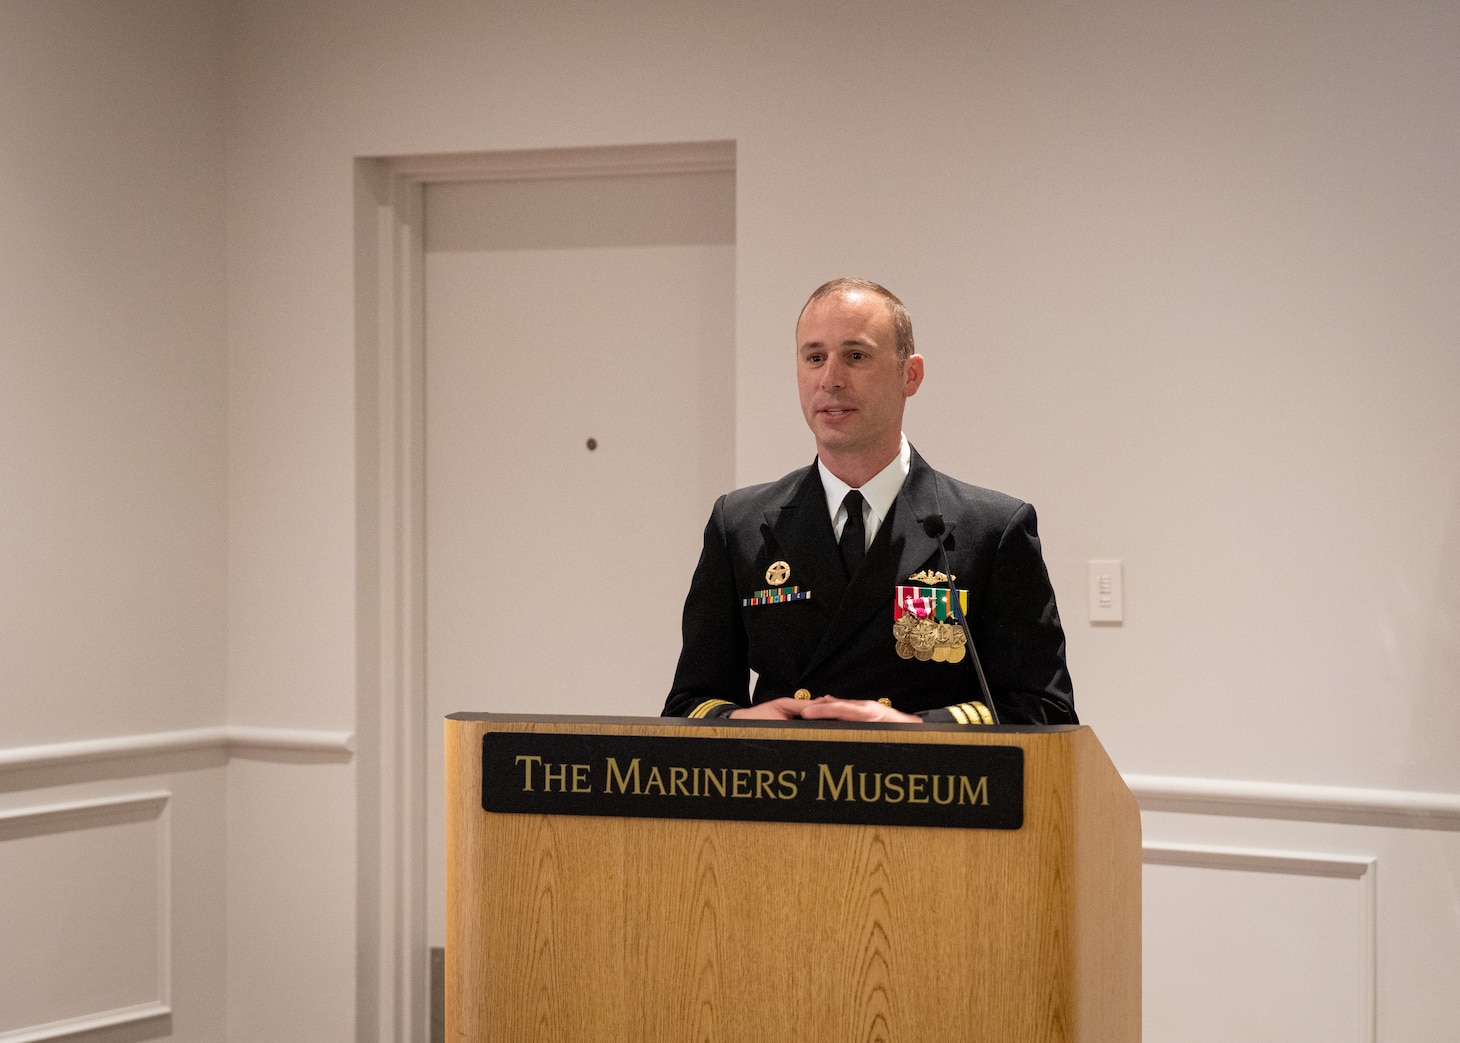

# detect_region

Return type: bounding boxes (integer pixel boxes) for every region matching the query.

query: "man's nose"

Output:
[821,358,845,389]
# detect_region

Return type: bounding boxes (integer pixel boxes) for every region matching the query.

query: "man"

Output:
[662,279,1076,726]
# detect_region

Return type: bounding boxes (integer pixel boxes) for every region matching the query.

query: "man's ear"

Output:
[903,353,925,397]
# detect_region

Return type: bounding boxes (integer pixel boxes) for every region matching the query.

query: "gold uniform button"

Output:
[794,688,812,700]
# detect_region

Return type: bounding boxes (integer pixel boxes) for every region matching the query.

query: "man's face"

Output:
[796,291,924,466]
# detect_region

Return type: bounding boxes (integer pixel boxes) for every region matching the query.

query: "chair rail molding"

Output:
[1125,772,1460,831]
[0,727,355,775]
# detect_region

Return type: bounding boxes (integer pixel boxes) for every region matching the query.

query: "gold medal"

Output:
[894,582,972,666]
[766,560,791,585]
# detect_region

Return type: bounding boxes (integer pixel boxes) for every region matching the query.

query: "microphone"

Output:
[922,510,1001,725]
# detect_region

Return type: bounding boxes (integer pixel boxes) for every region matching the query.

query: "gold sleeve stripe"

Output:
[947,702,994,726]
[688,699,735,719]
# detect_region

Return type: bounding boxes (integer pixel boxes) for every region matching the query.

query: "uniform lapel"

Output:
[892,448,955,584]
[762,464,847,607]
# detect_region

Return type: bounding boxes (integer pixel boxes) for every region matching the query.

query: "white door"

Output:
[422,166,736,965]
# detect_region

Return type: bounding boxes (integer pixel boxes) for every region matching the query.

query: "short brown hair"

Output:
[800,278,915,362]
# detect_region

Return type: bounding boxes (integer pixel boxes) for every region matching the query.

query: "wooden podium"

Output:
[446,713,1141,1042]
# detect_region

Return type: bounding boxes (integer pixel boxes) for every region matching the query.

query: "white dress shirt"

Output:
[816,434,911,552]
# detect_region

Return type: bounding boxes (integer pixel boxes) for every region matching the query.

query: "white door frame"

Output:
[352,140,736,1043]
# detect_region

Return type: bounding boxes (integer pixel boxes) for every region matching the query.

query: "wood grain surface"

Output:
[446,717,1140,1042]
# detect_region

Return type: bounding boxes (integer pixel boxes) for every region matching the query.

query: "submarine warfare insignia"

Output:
[893,586,969,663]
[908,569,954,584]
[766,560,791,585]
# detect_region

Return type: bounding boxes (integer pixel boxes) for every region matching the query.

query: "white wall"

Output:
[0,0,227,744]
[0,2,230,1041]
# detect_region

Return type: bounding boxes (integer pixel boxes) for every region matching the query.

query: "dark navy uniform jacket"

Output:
[662,448,1077,726]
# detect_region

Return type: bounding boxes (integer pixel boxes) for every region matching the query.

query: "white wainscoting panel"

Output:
[1142,842,1376,1043]
[0,792,171,1042]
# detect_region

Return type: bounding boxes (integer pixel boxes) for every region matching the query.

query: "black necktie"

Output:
[839,490,866,578]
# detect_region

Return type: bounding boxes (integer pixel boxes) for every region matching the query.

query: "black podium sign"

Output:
[482,731,1023,830]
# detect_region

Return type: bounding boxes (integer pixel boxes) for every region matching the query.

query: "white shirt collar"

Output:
[818,435,911,548]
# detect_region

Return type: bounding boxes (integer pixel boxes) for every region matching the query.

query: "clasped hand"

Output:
[728,696,921,724]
